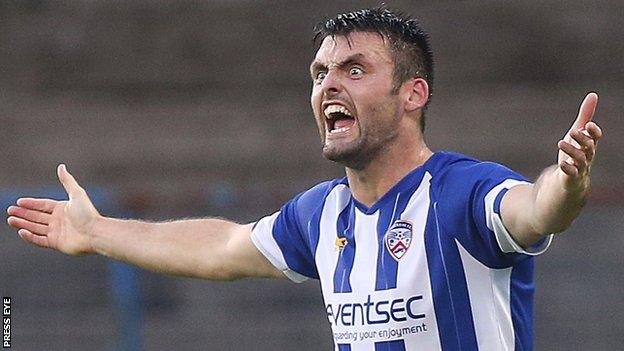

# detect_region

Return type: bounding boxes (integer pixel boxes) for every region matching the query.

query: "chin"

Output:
[322,144,374,170]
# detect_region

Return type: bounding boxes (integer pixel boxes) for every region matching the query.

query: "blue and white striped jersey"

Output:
[251,151,552,351]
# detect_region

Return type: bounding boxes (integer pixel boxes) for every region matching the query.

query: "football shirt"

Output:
[251,151,552,351]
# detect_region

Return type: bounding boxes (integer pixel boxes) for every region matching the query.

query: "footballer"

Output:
[7,7,602,350]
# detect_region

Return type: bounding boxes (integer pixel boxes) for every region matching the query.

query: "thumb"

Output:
[57,164,85,199]
[569,92,598,132]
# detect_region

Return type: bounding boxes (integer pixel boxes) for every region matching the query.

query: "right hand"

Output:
[7,164,100,255]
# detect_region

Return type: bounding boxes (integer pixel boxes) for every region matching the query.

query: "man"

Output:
[6,7,602,351]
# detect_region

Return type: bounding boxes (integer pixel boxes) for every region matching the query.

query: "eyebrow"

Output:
[310,53,366,76]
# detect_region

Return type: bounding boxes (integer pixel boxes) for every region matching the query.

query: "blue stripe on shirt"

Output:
[375,197,400,291]
[424,202,479,351]
[374,339,406,351]
[333,200,355,293]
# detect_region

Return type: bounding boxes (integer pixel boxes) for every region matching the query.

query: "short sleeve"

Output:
[437,159,553,266]
[470,162,553,261]
[483,180,553,256]
[250,181,333,282]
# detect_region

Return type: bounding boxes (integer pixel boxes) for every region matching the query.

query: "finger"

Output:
[7,206,52,225]
[558,140,587,170]
[7,216,49,236]
[570,92,598,132]
[16,198,58,213]
[57,164,86,199]
[17,229,50,249]
[569,129,595,162]
[559,160,578,177]
[585,121,603,142]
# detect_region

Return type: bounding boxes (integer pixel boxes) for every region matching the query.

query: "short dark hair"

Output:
[314,7,434,132]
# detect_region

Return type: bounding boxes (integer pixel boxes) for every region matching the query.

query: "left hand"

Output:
[557,92,603,191]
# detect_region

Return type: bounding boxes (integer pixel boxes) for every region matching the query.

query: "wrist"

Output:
[84,214,107,256]
[556,167,590,194]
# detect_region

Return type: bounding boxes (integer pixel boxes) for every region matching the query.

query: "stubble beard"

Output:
[322,119,400,170]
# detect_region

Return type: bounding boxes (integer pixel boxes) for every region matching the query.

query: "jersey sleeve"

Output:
[480,178,553,256]
[439,160,553,266]
[250,182,331,282]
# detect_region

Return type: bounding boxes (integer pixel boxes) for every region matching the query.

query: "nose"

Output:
[320,70,342,97]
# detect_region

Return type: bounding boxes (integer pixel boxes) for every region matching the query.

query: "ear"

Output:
[403,78,429,113]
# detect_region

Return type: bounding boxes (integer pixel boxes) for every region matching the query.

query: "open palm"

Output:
[7,165,99,255]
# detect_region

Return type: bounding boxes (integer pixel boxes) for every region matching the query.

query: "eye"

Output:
[315,71,327,83]
[349,67,363,76]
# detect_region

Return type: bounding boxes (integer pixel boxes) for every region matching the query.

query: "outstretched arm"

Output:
[6,165,283,281]
[500,92,603,247]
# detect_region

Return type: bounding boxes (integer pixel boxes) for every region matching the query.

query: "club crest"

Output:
[384,220,413,260]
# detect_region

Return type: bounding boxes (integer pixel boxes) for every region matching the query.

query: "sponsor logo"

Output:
[384,220,413,260]
[325,294,425,327]
[335,237,348,251]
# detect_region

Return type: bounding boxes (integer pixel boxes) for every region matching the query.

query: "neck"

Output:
[345,140,432,208]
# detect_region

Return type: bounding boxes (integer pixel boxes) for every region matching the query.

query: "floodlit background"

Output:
[1,1,622,350]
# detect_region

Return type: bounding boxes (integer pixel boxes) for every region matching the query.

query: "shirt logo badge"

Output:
[335,237,348,251]
[385,220,413,260]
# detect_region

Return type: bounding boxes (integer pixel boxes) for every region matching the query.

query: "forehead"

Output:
[312,32,393,66]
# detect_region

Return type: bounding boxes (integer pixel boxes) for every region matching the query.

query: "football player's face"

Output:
[310,32,403,169]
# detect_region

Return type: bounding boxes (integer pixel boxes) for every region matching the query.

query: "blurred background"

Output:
[0,0,622,350]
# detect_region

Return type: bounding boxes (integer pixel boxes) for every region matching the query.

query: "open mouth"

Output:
[324,104,356,134]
